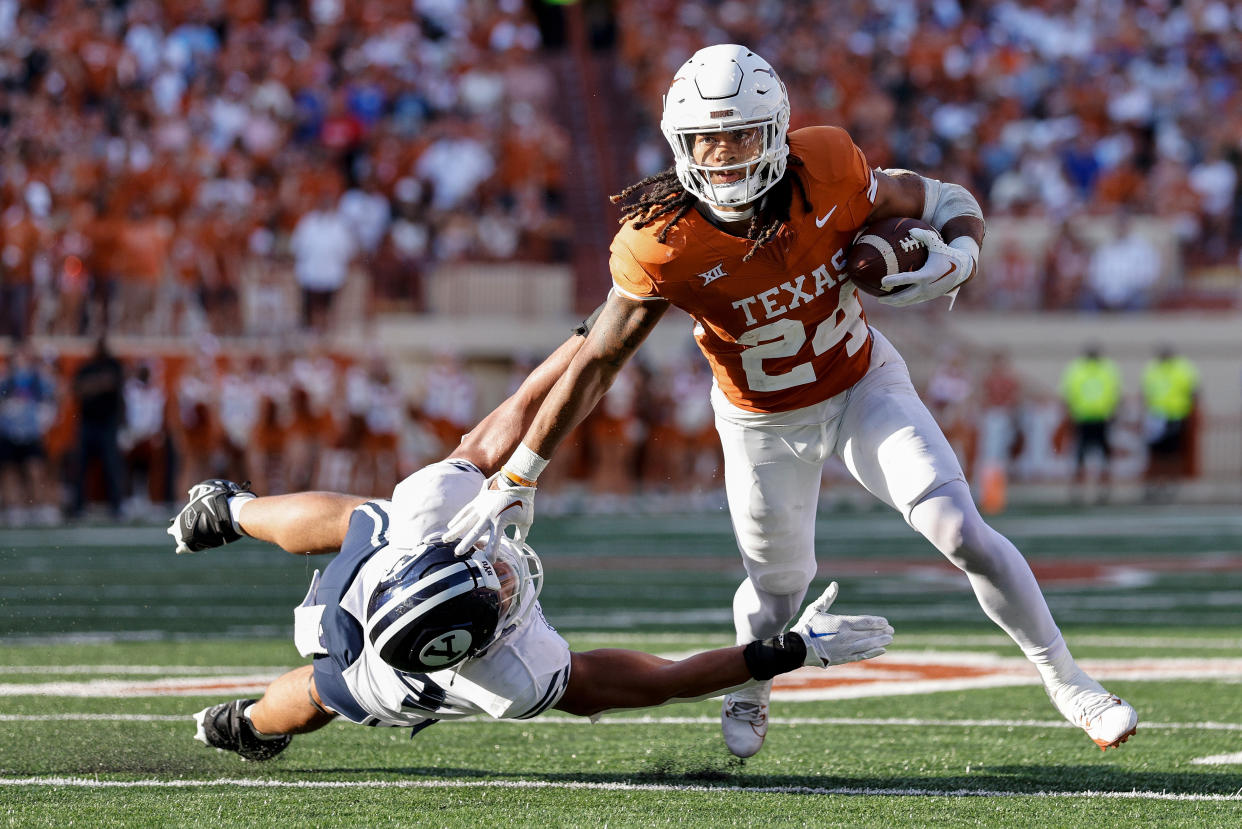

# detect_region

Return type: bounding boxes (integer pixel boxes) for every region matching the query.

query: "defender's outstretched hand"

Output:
[443,473,535,557]
[793,582,894,667]
[876,229,975,307]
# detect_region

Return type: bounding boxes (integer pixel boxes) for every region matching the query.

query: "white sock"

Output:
[1022,635,1083,687]
[228,494,256,535]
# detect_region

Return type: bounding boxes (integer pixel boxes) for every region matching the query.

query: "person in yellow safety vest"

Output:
[1060,343,1123,501]
[1141,344,1199,498]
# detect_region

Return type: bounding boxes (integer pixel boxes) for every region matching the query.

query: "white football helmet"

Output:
[366,535,544,673]
[660,44,791,208]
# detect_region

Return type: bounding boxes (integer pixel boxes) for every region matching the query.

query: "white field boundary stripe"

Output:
[2,713,1240,733]
[0,666,283,676]
[0,674,278,697]
[1192,752,1242,765]
[0,776,1238,801]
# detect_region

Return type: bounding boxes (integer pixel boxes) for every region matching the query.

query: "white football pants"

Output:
[715,328,1067,668]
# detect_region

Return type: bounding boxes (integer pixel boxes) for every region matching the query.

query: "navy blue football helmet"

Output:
[365,536,543,673]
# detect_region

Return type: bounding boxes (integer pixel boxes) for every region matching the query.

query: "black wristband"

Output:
[573,301,607,338]
[742,632,808,681]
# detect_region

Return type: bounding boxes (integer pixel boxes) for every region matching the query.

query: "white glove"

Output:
[876,230,976,307]
[442,472,536,558]
[793,582,894,667]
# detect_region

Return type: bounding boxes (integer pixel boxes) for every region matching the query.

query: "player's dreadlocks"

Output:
[610,155,812,261]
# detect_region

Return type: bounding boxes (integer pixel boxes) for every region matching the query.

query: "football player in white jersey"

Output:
[170,330,893,762]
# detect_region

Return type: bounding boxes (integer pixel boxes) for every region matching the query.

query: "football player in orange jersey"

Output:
[445,44,1136,756]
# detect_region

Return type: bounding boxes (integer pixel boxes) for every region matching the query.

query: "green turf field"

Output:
[2,503,1241,827]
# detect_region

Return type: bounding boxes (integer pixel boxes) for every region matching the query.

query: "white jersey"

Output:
[308,460,571,728]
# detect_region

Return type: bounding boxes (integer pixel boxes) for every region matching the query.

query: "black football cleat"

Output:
[193,698,291,761]
[168,480,254,554]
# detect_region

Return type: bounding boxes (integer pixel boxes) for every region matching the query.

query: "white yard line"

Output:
[0,775,1237,801]
[0,674,278,697]
[0,665,282,675]
[1191,752,1242,765]
[2,713,1240,732]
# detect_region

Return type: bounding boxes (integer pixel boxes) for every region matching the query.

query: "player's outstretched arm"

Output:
[555,583,892,718]
[556,647,752,717]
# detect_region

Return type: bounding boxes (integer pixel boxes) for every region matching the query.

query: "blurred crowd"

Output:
[3,1,1242,344]
[1,336,434,524]
[3,328,1205,524]
[1,0,571,342]
[0,335,727,524]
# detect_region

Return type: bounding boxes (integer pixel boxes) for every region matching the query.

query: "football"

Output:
[844,217,936,297]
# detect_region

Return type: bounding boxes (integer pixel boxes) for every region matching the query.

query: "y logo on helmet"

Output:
[420,630,473,667]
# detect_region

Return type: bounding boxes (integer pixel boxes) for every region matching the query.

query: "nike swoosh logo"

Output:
[930,262,957,284]
[814,205,837,228]
[501,500,523,514]
[808,630,838,639]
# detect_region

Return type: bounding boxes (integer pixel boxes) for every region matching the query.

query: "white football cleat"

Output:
[1046,671,1138,750]
[721,682,771,758]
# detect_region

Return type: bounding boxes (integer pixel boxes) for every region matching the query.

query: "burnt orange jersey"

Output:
[611,126,877,412]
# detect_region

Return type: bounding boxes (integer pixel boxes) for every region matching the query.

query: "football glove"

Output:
[168,479,255,554]
[793,582,894,667]
[876,230,976,307]
[443,471,536,558]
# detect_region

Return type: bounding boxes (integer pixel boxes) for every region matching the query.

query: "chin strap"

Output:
[705,202,755,222]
